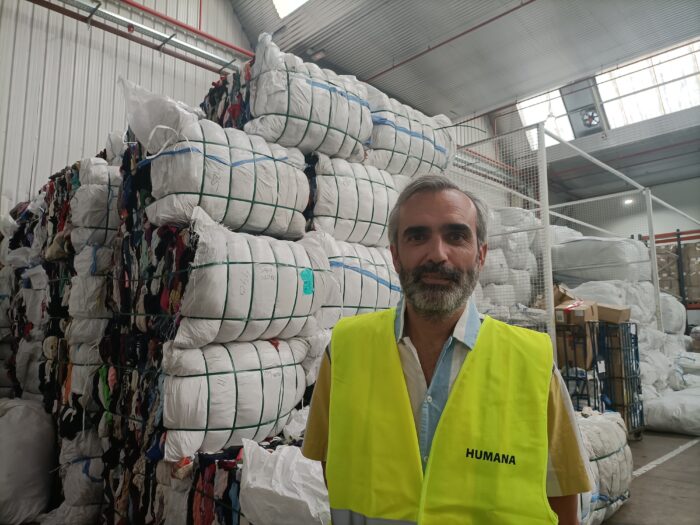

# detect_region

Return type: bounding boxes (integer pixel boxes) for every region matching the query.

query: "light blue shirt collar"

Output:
[393,295,481,349]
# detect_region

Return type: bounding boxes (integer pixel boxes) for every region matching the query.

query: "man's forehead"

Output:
[399,189,477,227]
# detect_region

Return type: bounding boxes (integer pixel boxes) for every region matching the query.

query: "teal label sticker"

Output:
[301,268,314,295]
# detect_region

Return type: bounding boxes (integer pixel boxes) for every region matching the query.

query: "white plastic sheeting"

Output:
[659,292,686,335]
[240,439,330,525]
[154,462,191,525]
[577,412,632,525]
[482,284,515,306]
[645,387,700,436]
[175,208,331,348]
[40,430,103,525]
[571,280,657,325]
[68,344,102,409]
[552,237,651,282]
[363,83,454,177]
[15,339,42,400]
[20,265,50,332]
[246,34,371,162]
[509,269,532,304]
[479,249,509,285]
[312,154,397,247]
[78,157,121,187]
[163,339,308,460]
[70,184,120,253]
[313,233,401,328]
[0,399,55,525]
[301,329,331,387]
[550,225,583,245]
[144,119,309,239]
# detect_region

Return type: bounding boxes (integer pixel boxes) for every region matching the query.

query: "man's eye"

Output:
[408,233,426,242]
[447,232,467,242]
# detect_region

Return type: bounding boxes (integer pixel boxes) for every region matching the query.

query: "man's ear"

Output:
[477,242,488,269]
[390,243,401,273]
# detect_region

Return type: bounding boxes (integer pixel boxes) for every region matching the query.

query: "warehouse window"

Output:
[273,0,309,18]
[517,90,575,149]
[596,41,700,129]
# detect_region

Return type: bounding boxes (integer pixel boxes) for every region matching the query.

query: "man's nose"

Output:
[426,236,449,264]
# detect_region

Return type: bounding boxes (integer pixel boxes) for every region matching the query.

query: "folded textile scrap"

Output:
[362,82,455,177]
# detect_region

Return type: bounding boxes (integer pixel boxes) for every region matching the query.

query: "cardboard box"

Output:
[659,278,680,296]
[686,285,700,302]
[597,304,631,324]
[556,323,595,370]
[684,270,700,287]
[555,300,598,326]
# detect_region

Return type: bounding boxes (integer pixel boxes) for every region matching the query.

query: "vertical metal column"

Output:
[644,188,663,331]
[537,123,557,349]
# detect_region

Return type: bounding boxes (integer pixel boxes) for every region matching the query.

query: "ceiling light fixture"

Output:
[624,199,634,205]
[310,49,326,61]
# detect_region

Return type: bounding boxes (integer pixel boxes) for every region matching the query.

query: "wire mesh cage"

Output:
[449,123,554,338]
[556,322,603,412]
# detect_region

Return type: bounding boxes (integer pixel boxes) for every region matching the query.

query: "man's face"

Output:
[390,189,488,319]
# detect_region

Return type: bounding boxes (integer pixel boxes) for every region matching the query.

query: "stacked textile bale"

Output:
[362,82,455,177]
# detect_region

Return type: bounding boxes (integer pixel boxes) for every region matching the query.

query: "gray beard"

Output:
[399,262,480,320]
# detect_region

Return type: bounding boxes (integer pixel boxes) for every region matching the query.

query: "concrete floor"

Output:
[606,431,700,525]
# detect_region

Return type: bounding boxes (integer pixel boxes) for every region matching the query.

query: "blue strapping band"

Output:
[330,260,401,292]
[90,246,99,276]
[137,146,288,170]
[304,78,370,108]
[372,115,448,154]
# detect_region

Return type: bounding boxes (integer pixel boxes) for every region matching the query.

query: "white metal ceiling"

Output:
[232,0,700,119]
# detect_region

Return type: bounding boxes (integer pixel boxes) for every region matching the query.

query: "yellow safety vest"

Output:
[326,308,557,525]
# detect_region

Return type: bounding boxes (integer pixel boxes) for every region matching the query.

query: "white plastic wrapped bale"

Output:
[40,430,103,525]
[20,265,50,331]
[0,399,55,524]
[577,412,632,525]
[311,154,397,247]
[245,33,371,161]
[550,224,583,245]
[143,119,309,239]
[392,174,412,193]
[68,276,110,319]
[15,339,42,401]
[153,461,192,525]
[659,292,686,335]
[162,339,307,460]
[78,157,122,187]
[571,280,657,325]
[105,131,126,166]
[240,439,330,525]
[68,344,102,408]
[495,207,540,247]
[640,350,672,393]
[66,319,110,346]
[73,245,113,276]
[663,333,690,359]
[489,228,530,270]
[645,387,700,436]
[482,284,515,306]
[175,208,331,348]
[363,83,455,177]
[70,184,120,252]
[508,269,531,305]
[479,248,509,285]
[302,329,331,387]
[552,237,651,282]
[313,233,401,328]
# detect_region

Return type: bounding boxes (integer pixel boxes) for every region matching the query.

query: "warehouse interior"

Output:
[1,1,699,524]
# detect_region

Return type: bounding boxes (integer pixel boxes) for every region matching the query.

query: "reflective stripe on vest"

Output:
[327,308,557,525]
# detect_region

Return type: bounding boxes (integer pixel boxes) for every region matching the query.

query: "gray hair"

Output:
[388,175,489,247]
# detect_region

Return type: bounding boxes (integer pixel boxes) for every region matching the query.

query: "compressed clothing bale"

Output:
[65,319,109,347]
[526,252,538,278]
[482,284,516,306]
[302,329,331,387]
[245,33,371,161]
[644,387,700,436]
[363,83,455,177]
[20,265,50,331]
[552,237,651,282]
[509,269,532,305]
[105,131,126,166]
[571,280,656,325]
[68,276,110,319]
[163,339,308,460]
[73,246,113,276]
[392,174,412,193]
[70,184,120,252]
[577,412,632,524]
[551,225,583,245]
[311,154,397,247]
[78,157,122,187]
[659,293,686,335]
[144,119,309,239]
[175,207,331,347]
[15,339,42,399]
[68,344,102,403]
[313,232,401,328]
[502,231,531,270]
[479,248,509,285]
[0,399,55,524]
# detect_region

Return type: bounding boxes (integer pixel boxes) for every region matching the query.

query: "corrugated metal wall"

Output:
[0,0,251,211]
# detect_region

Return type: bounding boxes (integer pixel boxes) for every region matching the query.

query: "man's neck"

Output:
[403,302,465,385]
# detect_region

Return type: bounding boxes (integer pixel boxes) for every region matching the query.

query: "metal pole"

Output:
[538,123,557,350]
[549,188,643,210]
[543,129,645,191]
[645,189,663,331]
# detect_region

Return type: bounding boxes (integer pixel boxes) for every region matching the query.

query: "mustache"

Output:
[410,262,463,283]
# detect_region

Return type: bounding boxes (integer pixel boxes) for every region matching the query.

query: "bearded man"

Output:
[303,176,591,525]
